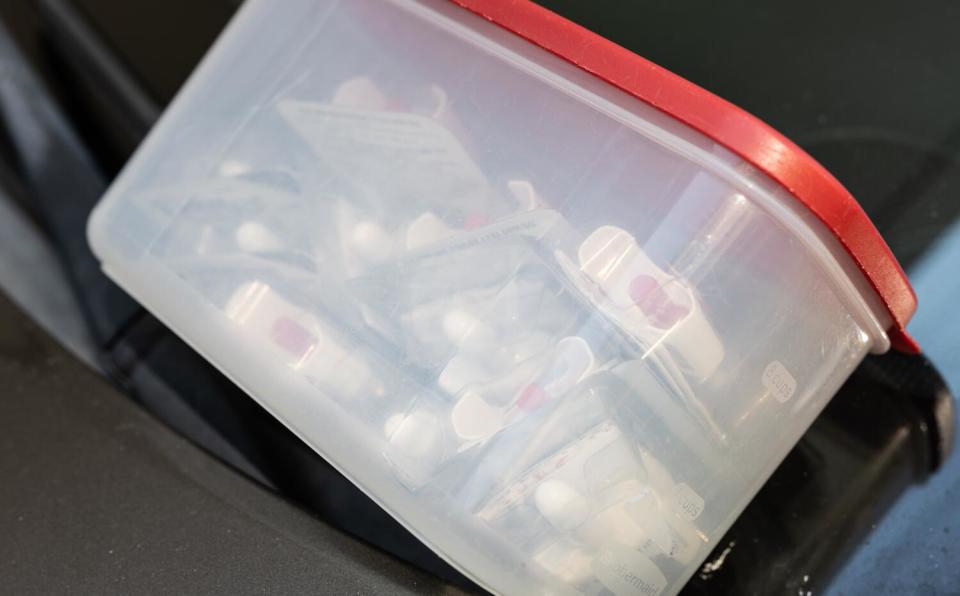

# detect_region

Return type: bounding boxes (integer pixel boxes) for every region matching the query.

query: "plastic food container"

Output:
[87,1,918,594]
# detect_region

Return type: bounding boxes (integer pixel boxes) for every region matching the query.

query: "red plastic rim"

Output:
[448,0,919,353]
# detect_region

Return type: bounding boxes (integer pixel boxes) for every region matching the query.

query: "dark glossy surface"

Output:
[0,0,958,594]
[0,290,458,595]
[683,352,953,595]
[536,1,960,268]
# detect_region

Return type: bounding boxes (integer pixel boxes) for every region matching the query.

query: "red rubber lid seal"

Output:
[449,0,919,353]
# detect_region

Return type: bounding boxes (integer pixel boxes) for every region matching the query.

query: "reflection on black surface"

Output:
[684,352,953,595]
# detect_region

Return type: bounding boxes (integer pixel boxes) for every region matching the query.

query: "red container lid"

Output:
[450,0,919,353]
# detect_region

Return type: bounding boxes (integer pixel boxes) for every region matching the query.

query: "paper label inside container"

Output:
[592,544,667,596]
[277,99,488,199]
[403,209,568,262]
[476,422,620,521]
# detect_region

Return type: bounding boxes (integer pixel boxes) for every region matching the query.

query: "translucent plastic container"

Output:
[88,0,916,594]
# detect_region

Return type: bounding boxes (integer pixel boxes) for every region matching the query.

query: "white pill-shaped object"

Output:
[350,221,395,262]
[577,225,666,311]
[450,390,504,441]
[405,212,457,250]
[506,179,541,211]
[576,225,725,379]
[534,479,591,532]
[331,76,390,110]
[387,411,441,458]
[236,221,283,253]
